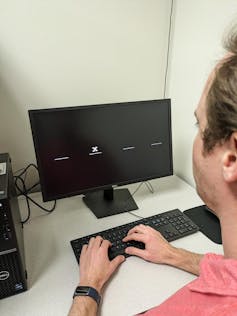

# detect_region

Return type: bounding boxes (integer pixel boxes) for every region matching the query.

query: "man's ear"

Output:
[222,132,237,182]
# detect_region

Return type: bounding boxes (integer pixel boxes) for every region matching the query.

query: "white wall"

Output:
[168,0,237,187]
[0,0,171,178]
[2,0,237,189]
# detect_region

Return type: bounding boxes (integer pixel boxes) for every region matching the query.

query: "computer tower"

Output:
[0,153,27,299]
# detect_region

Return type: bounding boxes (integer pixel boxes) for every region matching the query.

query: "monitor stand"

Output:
[83,187,138,218]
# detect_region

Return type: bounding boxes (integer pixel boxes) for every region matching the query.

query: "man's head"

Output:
[204,30,237,153]
[192,27,237,212]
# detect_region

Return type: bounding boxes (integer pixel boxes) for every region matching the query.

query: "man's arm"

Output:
[68,236,125,316]
[68,296,98,316]
[165,246,203,275]
[123,224,203,275]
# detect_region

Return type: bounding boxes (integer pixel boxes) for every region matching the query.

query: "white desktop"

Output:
[0,175,223,316]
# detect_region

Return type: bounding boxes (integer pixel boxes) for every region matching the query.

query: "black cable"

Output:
[14,163,56,224]
[163,0,174,98]
[15,175,31,224]
[14,163,38,178]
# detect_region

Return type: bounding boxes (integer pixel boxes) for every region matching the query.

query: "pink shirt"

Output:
[138,253,237,316]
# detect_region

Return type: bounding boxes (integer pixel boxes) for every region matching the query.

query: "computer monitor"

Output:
[28,99,173,218]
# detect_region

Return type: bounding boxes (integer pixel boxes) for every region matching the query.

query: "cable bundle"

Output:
[14,164,56,224]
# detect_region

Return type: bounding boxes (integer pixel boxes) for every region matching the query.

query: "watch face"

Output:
[76,286,90,295]
[73,286,101,305]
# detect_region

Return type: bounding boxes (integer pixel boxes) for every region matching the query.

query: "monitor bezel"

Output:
[29,99,173,202]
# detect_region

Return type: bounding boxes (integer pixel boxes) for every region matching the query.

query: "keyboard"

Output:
[70,208,199,262]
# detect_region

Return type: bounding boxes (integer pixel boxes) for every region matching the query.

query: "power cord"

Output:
[14,164,56,224]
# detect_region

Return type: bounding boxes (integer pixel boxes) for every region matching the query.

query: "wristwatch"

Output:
[73,286,101,305]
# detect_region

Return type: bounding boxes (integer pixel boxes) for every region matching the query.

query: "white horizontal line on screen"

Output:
[54,156,70,161]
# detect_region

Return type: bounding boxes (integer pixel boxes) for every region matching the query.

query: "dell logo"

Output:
[0,271,10,281]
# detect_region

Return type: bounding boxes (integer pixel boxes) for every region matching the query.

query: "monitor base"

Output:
[83,188,138,218]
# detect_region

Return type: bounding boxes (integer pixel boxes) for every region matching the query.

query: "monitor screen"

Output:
[29,99,173,218]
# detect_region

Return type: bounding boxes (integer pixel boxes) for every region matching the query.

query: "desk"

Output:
[0,176,223,316]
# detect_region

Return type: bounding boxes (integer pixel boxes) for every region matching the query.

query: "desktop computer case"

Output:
[0,153,27,299]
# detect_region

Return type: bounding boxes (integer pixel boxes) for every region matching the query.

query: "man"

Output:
[68,28,237,316]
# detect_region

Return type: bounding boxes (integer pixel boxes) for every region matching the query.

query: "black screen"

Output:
[29,99,173,215]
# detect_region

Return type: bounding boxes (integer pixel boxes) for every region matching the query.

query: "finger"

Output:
[125,246,147,259]
[146,225,161,235]
[110,255,125,272]
[123,232,146,244]
[127,224,147,236]
[80,244,88,262]
[100,239,112,250]
[81,243,88,255]
[93,235,103,248]
[155,231,167,241]
[87,237,96,249]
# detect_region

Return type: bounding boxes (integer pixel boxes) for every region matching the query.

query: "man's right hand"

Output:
[123,224,203,275]
[123,224,176,264]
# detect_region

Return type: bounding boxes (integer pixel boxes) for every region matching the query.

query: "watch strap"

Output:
[73,286,101,305]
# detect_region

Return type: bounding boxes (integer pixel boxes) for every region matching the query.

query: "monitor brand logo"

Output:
[92,146,99,153]
[0,270,10,281]
[89,146,102,156]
